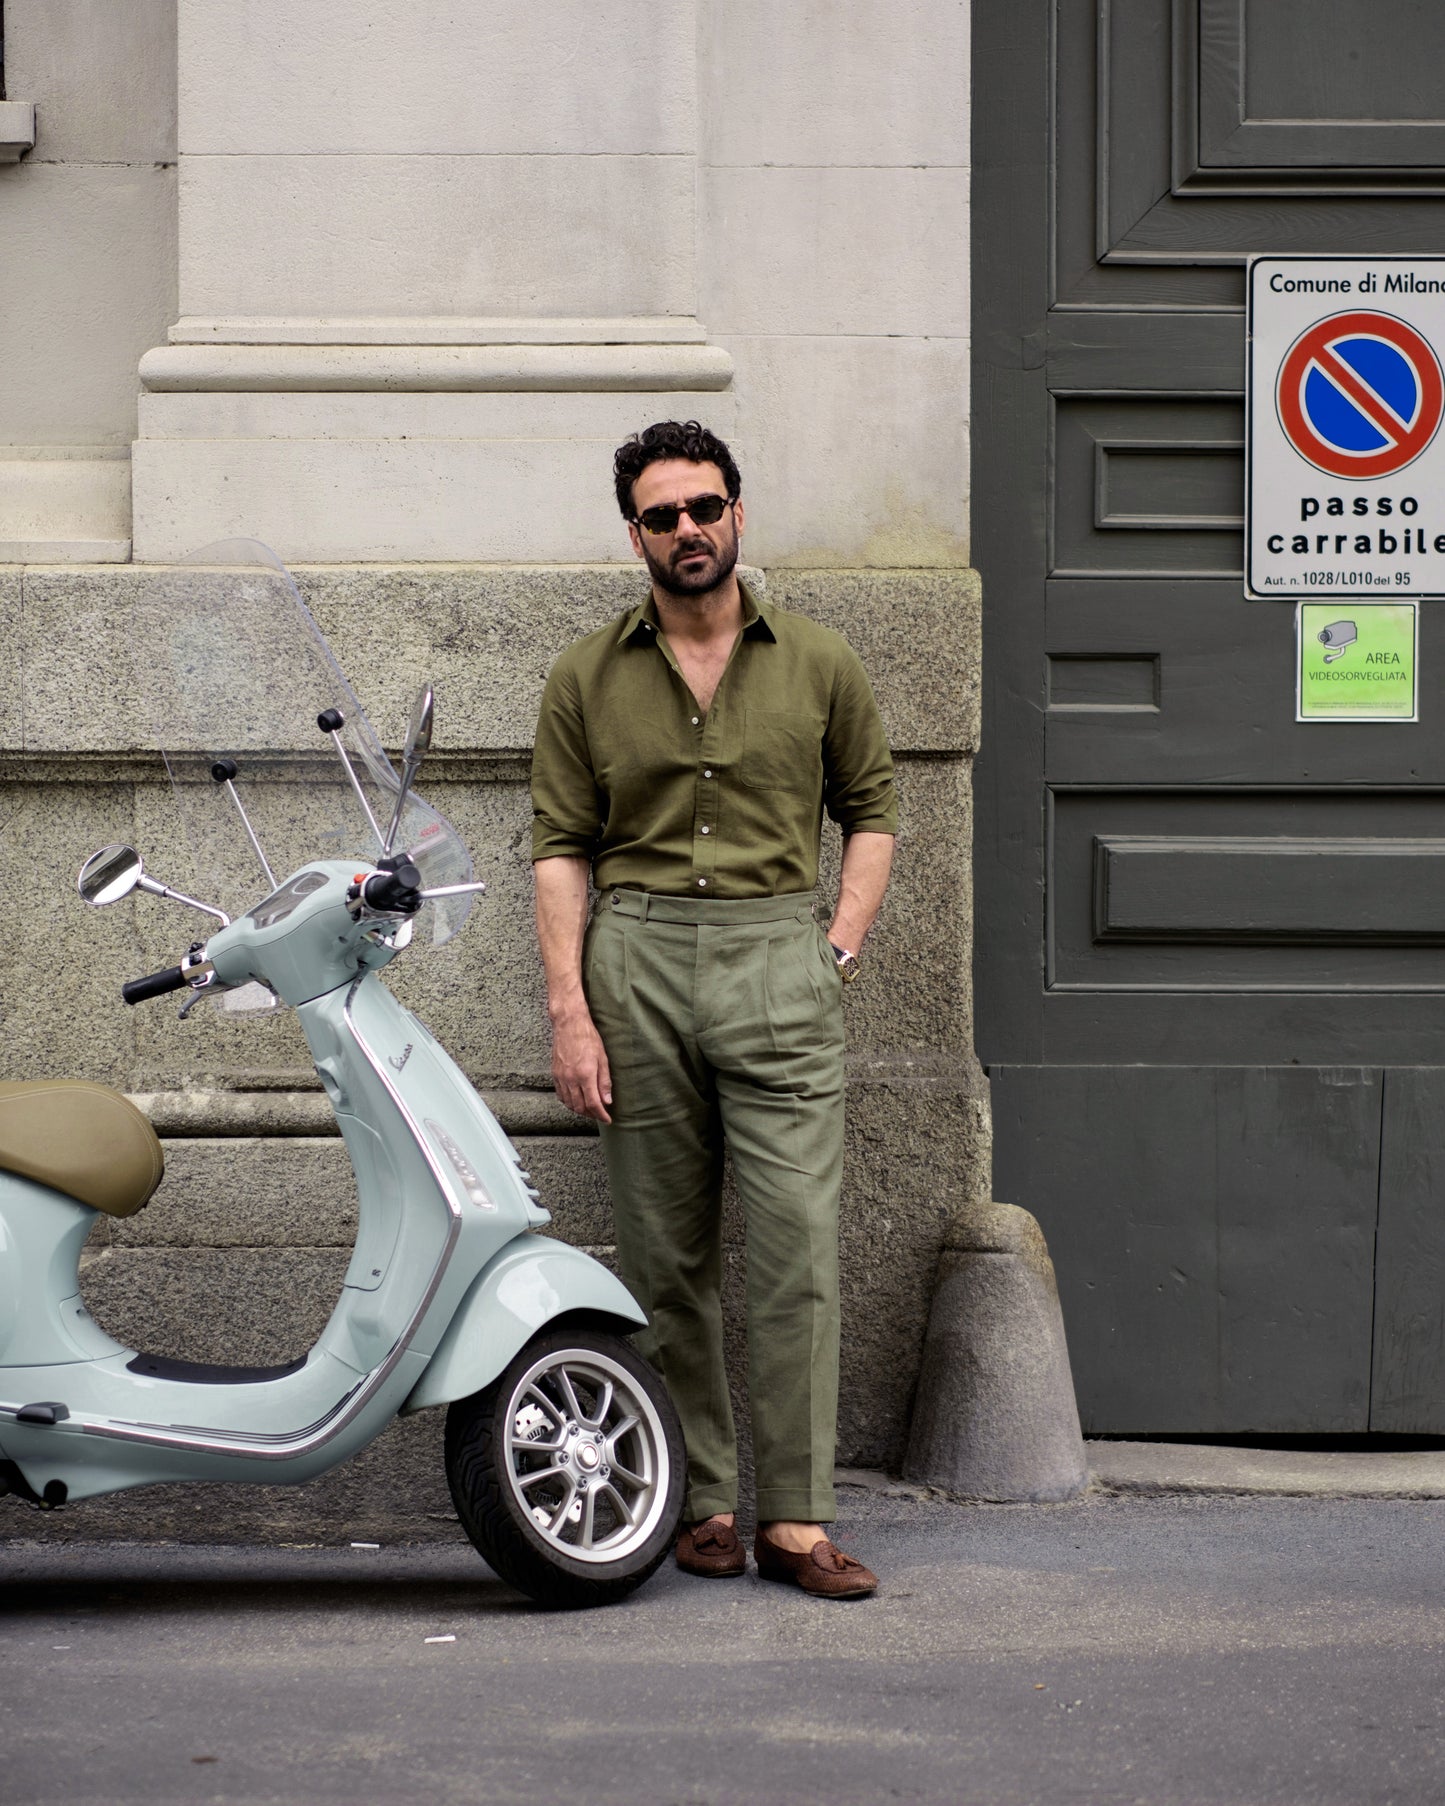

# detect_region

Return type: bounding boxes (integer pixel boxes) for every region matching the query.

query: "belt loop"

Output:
[639,893,652,921]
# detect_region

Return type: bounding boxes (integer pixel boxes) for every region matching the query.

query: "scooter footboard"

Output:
[402,1234,647,1414]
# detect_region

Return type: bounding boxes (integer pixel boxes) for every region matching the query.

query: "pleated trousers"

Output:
[585,887,845,1523]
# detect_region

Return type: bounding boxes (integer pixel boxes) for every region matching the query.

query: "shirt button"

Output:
[691,716,700,726]
[701,825,710,835]
[703,769,713,778]
[697,878,707,888]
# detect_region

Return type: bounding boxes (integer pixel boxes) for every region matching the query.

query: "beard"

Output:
[640,521,740,599]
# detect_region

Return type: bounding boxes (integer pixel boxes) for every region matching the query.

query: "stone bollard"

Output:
[903,1201,1088,1502]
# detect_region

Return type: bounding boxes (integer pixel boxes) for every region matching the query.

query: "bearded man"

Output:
[530,420,896,1597]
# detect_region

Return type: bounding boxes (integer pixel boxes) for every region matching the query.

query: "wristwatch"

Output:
[828,942,862,984]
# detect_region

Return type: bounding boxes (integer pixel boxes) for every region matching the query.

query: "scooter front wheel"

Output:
[444,1323,684,1609]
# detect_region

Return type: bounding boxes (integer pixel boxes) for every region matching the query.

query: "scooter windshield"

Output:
[131,540,476,986]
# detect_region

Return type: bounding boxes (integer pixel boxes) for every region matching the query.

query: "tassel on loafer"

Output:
[676,1515,747,1577]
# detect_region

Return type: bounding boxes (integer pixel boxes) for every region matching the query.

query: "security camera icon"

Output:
[1318,619,1357,664]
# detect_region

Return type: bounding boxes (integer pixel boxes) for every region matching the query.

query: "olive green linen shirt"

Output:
[530,581,897,898]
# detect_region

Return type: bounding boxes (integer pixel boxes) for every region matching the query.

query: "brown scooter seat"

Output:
[0,1081,163,1217]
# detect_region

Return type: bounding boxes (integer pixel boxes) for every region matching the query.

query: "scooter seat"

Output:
[0,1081,163,1217]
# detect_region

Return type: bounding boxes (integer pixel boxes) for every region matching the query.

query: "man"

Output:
[530,420,896,1598]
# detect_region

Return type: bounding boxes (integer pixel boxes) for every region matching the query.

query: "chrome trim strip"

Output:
[73,976,464,1461]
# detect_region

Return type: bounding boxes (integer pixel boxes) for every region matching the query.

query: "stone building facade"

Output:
[0,0,981,1535]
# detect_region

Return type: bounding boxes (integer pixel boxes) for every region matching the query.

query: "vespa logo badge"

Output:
[389,1043,413,1073]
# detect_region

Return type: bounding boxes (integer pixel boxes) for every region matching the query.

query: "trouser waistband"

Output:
[601,888,816,925]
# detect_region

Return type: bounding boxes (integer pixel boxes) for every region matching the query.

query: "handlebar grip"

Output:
[122,965,188,1006]
[360,862,422,912]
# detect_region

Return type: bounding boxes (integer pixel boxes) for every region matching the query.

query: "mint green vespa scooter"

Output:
[0,542,683,1609]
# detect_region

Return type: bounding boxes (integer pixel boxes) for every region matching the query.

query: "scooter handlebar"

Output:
[356,860,422,914]
[121,965,188,1006]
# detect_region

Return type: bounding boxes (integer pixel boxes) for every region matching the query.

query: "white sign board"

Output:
[1247,257,1445,600]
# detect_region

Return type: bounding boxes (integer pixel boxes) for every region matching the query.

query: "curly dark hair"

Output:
[613,420,742,519]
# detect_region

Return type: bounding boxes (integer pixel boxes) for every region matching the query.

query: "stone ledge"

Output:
[168,317,713,346]
[129,1088,588,1138]
[139,342,735,394]
[0,101,36,162]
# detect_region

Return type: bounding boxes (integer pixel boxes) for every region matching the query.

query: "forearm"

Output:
[533,855,592,1021]
[828,831,895,953]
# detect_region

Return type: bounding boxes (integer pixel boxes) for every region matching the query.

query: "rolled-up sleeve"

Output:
[823,647,898,835]
[531,657,605,862]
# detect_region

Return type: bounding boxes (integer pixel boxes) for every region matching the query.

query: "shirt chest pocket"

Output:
[740,710,825,791]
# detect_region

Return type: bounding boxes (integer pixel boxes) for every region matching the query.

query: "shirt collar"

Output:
[618,576,777,646]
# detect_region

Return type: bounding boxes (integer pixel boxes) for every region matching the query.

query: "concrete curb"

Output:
[1089,1440,1445,1499]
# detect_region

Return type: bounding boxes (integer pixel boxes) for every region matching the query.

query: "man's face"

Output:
[627,459,745,598]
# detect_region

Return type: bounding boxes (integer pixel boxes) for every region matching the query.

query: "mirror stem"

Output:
[382,759,422,857]
[136,873,231,925]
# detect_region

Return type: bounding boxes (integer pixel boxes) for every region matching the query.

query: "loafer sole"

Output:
[755,1562,875,1599]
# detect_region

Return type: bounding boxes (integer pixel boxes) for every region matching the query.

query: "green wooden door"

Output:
[976,0,1445,1431]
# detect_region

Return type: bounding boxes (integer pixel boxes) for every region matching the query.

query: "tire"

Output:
[444,1321,685,1610]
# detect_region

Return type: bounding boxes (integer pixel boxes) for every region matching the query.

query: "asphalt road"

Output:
[4,1487,1445,1805]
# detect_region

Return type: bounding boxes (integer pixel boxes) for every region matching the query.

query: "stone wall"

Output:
[0,0,177,559]
[1,562,985,1539]
[0,0,982,1541]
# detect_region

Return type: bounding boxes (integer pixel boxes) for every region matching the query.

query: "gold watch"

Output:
[829,942,862,984]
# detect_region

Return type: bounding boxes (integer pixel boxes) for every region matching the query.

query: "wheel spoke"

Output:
[509,1431,564,1454]
[521,1383,564,1427]
[587,1377,614,1428]
[607,1456,646,1490]
[547,1478,578,1534]
[579,1486,599,1550]
[606,1412,640,1449]
[599,1482,636,1528]
[516,1463,566,1491]
[556,1366,586,1427]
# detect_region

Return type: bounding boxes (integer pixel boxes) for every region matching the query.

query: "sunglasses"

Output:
[632,493,733,536]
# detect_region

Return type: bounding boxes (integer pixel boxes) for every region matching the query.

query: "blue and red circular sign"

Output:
[1276,310,1444,479]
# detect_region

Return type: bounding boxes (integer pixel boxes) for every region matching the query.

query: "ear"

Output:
[626,521,645,560]
[732,496,745,539]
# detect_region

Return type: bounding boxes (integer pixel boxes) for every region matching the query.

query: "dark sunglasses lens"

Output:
[637,495,729,534]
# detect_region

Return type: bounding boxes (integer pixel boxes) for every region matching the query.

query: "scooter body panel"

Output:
[0,897,632,1508]
[401,1233,647,1415]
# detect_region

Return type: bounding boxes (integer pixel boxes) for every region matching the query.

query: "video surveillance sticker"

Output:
[1297,601,1417,722]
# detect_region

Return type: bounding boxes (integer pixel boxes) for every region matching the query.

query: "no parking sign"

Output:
[1248,257,1445,600]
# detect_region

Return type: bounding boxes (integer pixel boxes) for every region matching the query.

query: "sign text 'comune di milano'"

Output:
[1248,257,1445,601]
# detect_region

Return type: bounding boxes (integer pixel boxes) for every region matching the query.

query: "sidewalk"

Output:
[843,1439,1445,1502]
[1086,1439,1445,1498]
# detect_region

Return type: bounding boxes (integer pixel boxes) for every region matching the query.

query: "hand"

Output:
[550,1005,613,1124]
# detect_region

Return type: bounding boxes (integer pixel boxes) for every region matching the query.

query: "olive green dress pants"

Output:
[585,888,845,1524]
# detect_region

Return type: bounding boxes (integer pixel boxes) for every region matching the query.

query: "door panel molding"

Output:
[1189,0,1445,189]
[1094,834,1445,943]
[1051,791,1445,991]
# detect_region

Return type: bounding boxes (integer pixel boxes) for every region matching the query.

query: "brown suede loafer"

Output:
[753,1529,878,1598]
[676,1516,747,1578]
